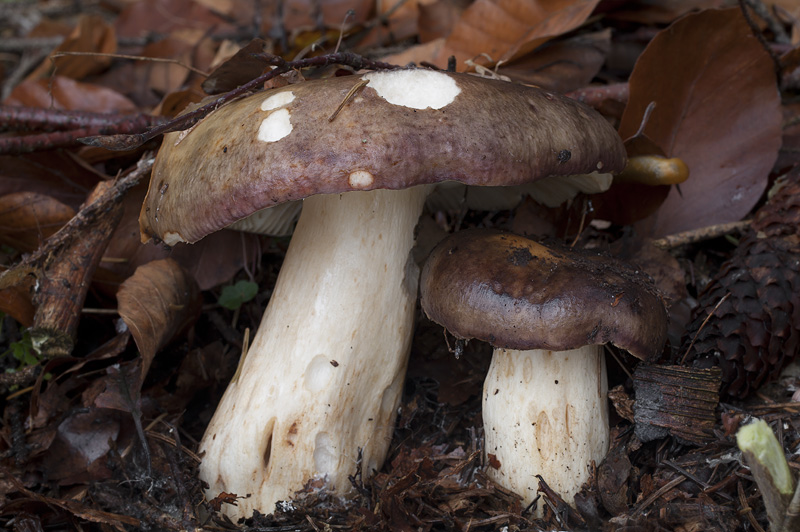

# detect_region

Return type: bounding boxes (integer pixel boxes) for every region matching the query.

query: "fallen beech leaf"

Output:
[116,258,201,377]
[5,77,137,113]
[41,408,120,484]
[430,0,600,69]
[498,28,610,92]
[96,185,259,293]
[0,282,35,327]
[419,0,467,43]
[202,38,272,95]
[0,153,100,210]
[115,0,232,39]
[25,14,116,82]
[619,8,781,237]
[607,0,723,24]
[0,192,75,252]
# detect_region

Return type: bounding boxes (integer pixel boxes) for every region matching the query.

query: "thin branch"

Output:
[79,52,402,151]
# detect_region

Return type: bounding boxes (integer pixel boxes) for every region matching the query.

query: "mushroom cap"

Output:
[140,69,626,245]
[420,229,668,361]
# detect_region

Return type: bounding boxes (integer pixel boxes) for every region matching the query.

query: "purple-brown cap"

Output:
[139,69,626,245]
[420,229,668,361]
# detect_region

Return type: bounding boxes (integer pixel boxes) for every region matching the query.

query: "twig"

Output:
[680,293,730,364]
[51,51,210,77]
[739,0,783,82]
[565,82,629,108]
[631,474,686,515]
[79,52,401,151]
[0,105,167,133]
[30,180,123,357]
[651,220,751,249]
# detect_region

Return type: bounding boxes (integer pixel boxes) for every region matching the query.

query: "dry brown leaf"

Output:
[419,0,468,43]
[0,282,35,327]
[5,77,137,113]
[0,153,100,209]
[26,14,117,82]
[428,0,600,70]
[116,258,201,377]
[0,192,75,252]
[498,28,610,92]
[115,0,232,39]
[607,0,724,24]
[97,185,258,293]
[619,8,781,237]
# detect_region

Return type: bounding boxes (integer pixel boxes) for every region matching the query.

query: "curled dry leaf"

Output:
[0,192,75,252]
[25,14,117,82]
[0,283,35,327]
[619,8,782,237]
[116,258,201,378]
[430,0,601,69]
[498,28,611,92]
[97,185,258,293]
[5,77,137,113]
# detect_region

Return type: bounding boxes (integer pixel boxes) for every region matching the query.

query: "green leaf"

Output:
[218,280,259,310]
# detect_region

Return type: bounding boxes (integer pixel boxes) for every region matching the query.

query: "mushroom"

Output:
[420,229,667,509]
[139,68,627,519]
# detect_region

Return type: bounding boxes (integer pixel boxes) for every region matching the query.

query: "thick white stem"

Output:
[199,187,429,519]
[482,346,609,511]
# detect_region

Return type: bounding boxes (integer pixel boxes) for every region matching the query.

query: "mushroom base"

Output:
[482,346,609,512]
[198,187,429,519]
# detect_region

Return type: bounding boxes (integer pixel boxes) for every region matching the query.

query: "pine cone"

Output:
[680,169,800,398]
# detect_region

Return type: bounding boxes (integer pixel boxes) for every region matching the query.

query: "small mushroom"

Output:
[420,229,667,510]
[139,68,627,519]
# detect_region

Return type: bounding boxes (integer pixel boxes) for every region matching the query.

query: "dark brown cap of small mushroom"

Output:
[420,229,668,361]
[140,69,626,245]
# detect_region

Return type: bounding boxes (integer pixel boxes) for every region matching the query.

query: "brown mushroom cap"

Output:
[140,69,626,244]
[420,229,668,361]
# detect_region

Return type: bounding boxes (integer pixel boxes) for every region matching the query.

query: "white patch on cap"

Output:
[162,231,185,246]
[348,170,374,188]
[362,70,461,110]
[260,91,295,111]
[258,109,292,143]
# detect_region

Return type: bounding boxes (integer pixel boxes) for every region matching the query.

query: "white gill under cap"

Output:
[362,69,461,110]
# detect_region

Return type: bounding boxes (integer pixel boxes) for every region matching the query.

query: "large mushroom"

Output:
[420,229,668,509]
[139,68,627,519]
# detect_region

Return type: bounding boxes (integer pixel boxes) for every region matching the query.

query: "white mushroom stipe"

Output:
[483,346,609,513]
[313,432,337,475]
[261,91,295,111]
[362,69,461,110]
[348,170,374,189]
[303,355,335,393]
[258,109,292,143]
[198,187,430,518]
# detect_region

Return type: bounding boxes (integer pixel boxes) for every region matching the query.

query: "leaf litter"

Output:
[0,1,799,530]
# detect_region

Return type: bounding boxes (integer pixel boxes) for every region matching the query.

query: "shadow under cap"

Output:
[420,229,668,360]
[140,70,626,244]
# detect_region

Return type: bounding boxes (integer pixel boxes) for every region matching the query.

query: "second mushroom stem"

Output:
[483,346,610,512]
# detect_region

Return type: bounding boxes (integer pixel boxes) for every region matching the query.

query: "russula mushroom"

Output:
[420,229,667,509]
[139,68,627,519]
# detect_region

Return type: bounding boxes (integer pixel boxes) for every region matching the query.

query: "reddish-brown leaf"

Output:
[116,258,201,377]
[619,8,781,237]
[0,192,75,252]
[96,186,259,292]
[0,282,35,327]
[25,14,117,82]
[5,77,137,113]
[0,153,100,209]
[430,0,601,69]
[498,28,610,92]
